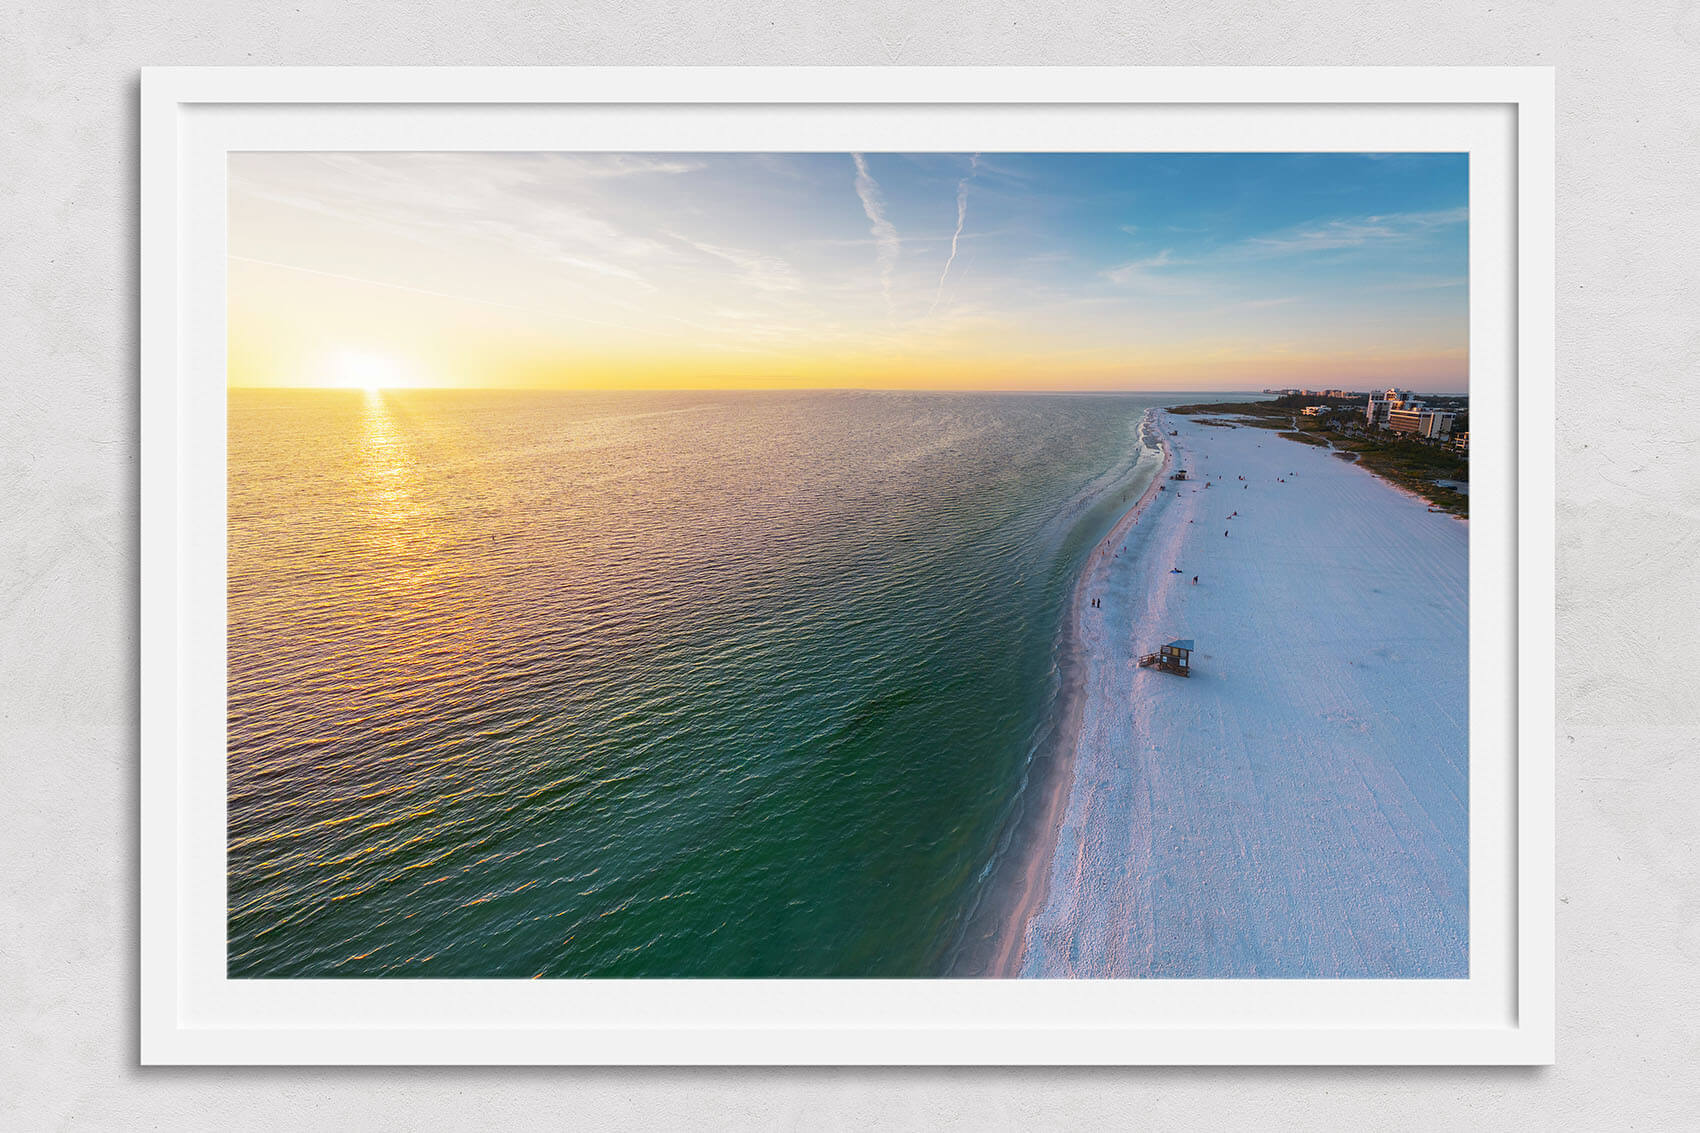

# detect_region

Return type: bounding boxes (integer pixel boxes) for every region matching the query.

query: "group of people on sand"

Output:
[1129,437,1299,604]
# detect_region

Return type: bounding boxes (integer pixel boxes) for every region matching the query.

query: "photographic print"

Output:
[225,149,1470,981]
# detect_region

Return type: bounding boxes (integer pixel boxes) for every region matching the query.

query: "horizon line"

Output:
[227,384,1469,396]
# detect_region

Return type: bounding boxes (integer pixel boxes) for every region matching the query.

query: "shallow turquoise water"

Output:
[226,389,1220,978]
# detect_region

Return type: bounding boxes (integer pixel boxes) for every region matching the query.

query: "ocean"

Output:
[227,388,1228,978]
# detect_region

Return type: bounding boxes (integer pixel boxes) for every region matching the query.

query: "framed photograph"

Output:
[140,66,1555,1064]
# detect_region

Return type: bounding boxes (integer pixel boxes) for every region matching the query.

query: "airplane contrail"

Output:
[930,154,980,316]
[852,153,900,319]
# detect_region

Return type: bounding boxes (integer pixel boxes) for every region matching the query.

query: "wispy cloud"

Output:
[1244,207,1467,255]
[228,253,659,334]
[1104,249,1179,286]
[930,154,980,316]
[966,155,1036,186]
[544,154,706,178]
[1367,275,1468,293]
[852,153,901,317]
[668,233,801,293]
[232,153,679,294]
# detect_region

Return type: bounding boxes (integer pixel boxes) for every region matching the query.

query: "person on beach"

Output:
[1192,575,1198,585]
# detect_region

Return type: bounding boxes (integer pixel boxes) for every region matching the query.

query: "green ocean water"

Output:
[226,388,1227,978]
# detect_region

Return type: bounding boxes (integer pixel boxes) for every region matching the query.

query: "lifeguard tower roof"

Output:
[1166,639,1195,652]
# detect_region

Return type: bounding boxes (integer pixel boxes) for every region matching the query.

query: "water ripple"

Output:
[228,388,1169,978]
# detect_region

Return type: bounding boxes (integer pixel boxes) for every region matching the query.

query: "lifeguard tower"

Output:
[1138,638,1194,677]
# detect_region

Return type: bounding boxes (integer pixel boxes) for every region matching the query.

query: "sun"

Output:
[329,350,408,391]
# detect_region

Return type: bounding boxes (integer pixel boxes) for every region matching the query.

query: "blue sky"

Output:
[228,151,1469,391]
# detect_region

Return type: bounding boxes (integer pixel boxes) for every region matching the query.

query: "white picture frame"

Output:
[140,66,1555,1065]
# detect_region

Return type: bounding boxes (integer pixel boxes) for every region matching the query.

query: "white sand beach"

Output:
[1017,408,1469,978]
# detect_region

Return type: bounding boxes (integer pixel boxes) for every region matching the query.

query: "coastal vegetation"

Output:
[1168,399,1470,516]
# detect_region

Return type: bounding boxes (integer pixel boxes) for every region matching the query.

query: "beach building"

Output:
[1138,638,1194,677]
[1386,405,1420,433]
[1300,406,1325,417]
[1388,406,1457,439]
[1364,388,1416,428]
[1366,388,1459,437]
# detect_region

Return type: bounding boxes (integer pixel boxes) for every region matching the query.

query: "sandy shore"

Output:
[1017,408,1469,978]
[968,411,1173,978]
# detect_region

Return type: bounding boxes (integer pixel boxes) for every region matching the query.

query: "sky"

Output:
[227,152,1469,392]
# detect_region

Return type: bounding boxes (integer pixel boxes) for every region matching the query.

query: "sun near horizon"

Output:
[228,152,1469,395]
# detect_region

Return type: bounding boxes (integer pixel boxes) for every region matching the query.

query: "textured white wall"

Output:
[3,2,1696,1127]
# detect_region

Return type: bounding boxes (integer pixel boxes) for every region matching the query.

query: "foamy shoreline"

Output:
[980,410,1173,978]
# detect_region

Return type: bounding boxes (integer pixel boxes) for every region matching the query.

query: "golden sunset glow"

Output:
[328,350,411,391]
[225,148,1476,983]
[228,153,1469,392]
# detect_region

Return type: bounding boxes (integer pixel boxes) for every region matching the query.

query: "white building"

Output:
[1387,406,1457,439]
[1365,388,1417,428]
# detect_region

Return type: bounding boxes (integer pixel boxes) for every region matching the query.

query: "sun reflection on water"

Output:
[359,389,432,551]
